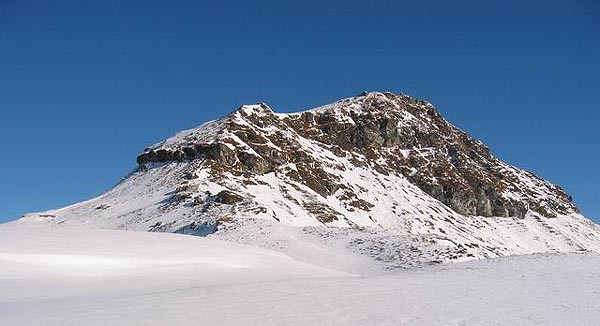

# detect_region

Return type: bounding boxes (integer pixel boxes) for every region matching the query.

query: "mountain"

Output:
[21,91,600,267]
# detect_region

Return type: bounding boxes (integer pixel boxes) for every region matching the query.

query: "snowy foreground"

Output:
[1,224,599,326]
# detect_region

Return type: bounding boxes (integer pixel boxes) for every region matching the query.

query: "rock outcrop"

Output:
[137,92,576,219]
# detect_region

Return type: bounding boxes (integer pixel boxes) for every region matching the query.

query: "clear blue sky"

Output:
[1,0,598,223]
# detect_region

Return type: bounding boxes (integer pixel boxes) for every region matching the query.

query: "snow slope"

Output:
[1,223,599,326]
[20,154,600,268]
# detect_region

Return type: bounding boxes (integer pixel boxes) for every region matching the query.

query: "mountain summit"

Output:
[23,91,600,267]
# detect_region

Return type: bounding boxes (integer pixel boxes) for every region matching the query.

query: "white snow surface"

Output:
[1,223,599,326]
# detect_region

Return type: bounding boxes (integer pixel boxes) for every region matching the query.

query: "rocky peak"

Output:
[136,91,578,219]
[233,103,274,118]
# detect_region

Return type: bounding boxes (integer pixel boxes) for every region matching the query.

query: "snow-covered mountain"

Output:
[21,91,600,267]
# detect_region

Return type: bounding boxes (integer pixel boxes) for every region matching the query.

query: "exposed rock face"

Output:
[137,92,576,219]
[214,190,244,205]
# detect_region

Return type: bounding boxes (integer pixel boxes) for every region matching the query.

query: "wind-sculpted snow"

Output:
[20,91,600,267]
[1,224,599,326]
